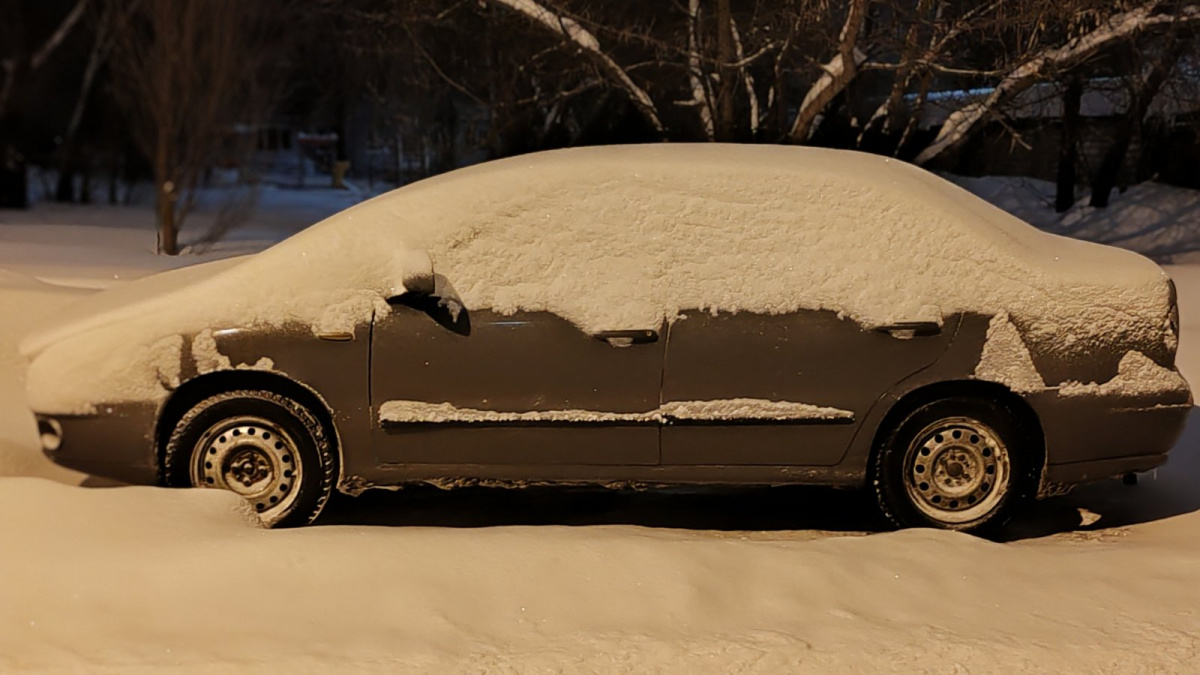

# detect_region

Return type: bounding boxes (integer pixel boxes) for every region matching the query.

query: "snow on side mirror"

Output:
[402,269,436,297]
[394,249,436,297]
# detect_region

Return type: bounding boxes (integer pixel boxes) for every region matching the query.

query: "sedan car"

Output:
[24,144,1191,531]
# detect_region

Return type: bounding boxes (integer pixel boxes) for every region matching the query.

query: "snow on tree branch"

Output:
[488,0,664,133]
[914,1,1200,165]
[682,0,714,140]
[787,0,869,143]
[728,17,760,135]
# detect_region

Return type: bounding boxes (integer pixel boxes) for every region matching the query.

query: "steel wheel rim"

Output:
[190,415,302,526]
[902,416,1011,525]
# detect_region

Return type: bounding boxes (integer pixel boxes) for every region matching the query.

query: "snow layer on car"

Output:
[1058,351,1190,398]
[657,399,853,421]
[973,313,1046,392]
[379,399,853,424]
[23,144,1172,413]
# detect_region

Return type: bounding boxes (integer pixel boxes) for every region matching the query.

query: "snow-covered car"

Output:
[23,145,1191,531]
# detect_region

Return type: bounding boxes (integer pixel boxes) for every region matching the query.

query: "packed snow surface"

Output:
[379,398,853,424]
[22,144,1172,414]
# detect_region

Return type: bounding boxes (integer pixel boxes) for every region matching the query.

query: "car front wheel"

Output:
[873,397,1031,534]
[163,390,336,527]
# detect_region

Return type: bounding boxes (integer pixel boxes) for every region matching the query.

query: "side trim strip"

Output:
[381,417,856,429]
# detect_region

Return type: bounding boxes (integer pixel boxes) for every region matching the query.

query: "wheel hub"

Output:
[903,417,1011,525]
[190,416,302,523]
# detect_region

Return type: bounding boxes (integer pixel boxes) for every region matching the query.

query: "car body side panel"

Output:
[370,305,664,466]
[661,310,960,466]
[198,323,374,486]
[837,313,1191,491]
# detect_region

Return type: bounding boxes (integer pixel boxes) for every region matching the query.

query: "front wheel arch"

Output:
[155,371,341,486]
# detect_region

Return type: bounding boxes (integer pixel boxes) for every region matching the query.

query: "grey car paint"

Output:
[38,290,1191,500]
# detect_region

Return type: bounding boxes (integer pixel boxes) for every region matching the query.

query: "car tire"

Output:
[872,396,1032,534]
[163,390,336,528]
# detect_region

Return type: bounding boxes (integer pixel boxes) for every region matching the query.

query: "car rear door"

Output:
[370,293,664,468]
[660,309,959,466]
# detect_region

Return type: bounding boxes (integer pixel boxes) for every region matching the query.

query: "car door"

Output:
[660,309,959,466]
[370,289,664,468]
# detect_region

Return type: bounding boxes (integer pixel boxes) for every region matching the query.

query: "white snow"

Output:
[20,145,1175,416]
[1059,350,1190,398]
[192,329,231,374]
[380,401,659,424]
[658,398,853,421]
[974,313,1046,392]
[380,398,853,424]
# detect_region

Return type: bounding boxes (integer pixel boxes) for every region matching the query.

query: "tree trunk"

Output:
[157,186,178,255]
[1090,46,1180,208]
[0,145,28,208]
[155,130,179,254]
[55,165,77,203]
[715,0,736,140]
[1055,76,1082,213]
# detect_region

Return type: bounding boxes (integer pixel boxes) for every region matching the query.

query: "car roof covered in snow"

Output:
[23,144,1170,414]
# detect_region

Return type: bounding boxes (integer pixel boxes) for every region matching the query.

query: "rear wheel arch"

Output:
[866,380,1046,530]
[155,371,341,485]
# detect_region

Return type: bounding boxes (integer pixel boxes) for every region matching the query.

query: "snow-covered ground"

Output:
[1,173,1199,672]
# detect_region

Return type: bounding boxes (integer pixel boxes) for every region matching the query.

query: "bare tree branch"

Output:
[915,1,1200,165]
[786,0,870,143]
[30,0,91,70]
[486,0,664,133]
[682,0,714,140]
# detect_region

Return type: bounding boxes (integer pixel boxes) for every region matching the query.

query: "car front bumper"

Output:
[36,403,160,485]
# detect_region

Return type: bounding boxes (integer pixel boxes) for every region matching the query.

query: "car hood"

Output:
[20,256,252,360]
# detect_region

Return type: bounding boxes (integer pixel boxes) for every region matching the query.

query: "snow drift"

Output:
[23,144,1173,414]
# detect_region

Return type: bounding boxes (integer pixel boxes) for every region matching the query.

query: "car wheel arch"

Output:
[155,371,342,486]
[864,379,1046,492]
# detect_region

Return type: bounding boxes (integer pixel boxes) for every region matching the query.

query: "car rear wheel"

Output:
[163,390,336,527]
[873,397,1030,534]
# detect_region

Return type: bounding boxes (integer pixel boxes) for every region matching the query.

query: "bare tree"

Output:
[914,1,1200,165]
[109,0,272,255]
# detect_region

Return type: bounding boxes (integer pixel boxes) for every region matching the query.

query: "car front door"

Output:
[660,309,959,466]
[370,289,664,469]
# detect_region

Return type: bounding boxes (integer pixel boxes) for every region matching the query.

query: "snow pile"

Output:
[379,398,853,424]
[0,271,90,481]
[5,476,1200,672]
[24,144,1172,414]
[1060,350,1190,398]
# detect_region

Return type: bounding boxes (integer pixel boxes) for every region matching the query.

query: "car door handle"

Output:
[875,322,941,338]
[593,329,659,347]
